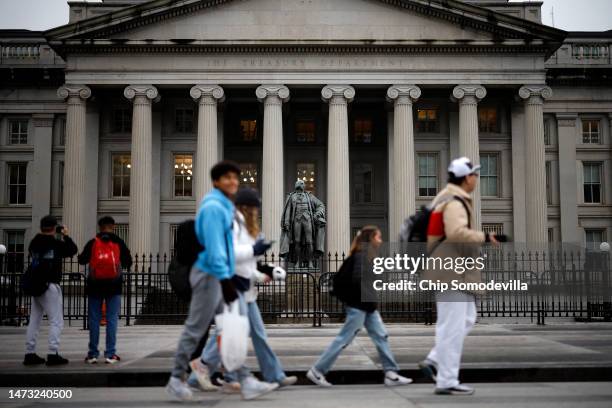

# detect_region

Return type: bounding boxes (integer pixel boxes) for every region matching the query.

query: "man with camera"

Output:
[23,215,78,366]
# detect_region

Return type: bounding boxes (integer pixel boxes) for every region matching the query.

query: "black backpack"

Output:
[399,196,471,243]
[330,255,355,303]
[168,220,204,302]
[22,251,53,297]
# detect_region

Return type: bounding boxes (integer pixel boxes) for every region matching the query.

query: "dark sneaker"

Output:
[46,353,69,366]
[105,355,121,364]
[418,359,438,382]
[84,355,98,364]
[23,353,46,366]
[435,384,475,395]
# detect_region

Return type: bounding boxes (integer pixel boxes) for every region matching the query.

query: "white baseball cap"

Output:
[448,157,481,178]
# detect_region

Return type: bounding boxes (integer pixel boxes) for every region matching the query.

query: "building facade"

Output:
[0,0,611,266]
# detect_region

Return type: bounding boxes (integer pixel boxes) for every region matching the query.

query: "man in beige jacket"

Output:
[418,157,498,396]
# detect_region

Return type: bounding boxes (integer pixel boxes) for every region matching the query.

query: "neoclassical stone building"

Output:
[0,0,611,263]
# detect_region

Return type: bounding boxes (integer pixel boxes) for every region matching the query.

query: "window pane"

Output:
[296,120,316,143]
[112,154,131,197]
[353,163,372,203]
[353,118,373,143]
[478,107,498,133]
[297,163,316,194]
[174,154,193,197]
[7,163,27,204]
[416,109,438,133]
[239,163,259,190]
[240,119,257,142]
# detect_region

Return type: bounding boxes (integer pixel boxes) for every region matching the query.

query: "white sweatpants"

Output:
[426,290,477,389]
[25,283,64,354]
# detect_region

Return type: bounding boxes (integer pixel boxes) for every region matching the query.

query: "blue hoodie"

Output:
[194,188,235,280]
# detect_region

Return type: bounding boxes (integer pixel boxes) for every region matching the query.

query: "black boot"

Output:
[23,353,46,366]
[46,353,69,366]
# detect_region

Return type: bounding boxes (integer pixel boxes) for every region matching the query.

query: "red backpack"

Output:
[90,237,121,280]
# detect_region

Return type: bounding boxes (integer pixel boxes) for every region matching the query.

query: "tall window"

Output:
[296,119,316,143]
[478,107,498,133]
[416,109,438,133]
[170,224,180,257]
[585,229,605,250]
[239,163,258,190]
[353,163,373,203]
[239,119,257,142]
[545,161,552,205]
[583,162,602,204]
[480,154,499,197]
[111,154,131,197]
[8,119,28,144]
[175,108,194,133]
[417,153,438,197]
[582,120,600,144]
[112,108,132,133]
[174,154,193,197]
[353,118,373,143]
[58,161,64,206]
[7,163,27,205]
[548,228,555,243]
[296,163,316,194]
[4,230,25,273]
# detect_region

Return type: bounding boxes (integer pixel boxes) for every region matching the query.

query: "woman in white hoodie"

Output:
[190,188,297,392]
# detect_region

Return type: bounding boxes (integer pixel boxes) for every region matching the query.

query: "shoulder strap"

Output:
[452,195,472,229]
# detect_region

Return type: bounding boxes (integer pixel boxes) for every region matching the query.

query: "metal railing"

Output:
[1,249,610,327]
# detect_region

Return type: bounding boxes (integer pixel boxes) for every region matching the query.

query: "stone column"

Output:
[556,113,579,244]
[452,85,487,230]
[190,85,225,206]
[31,114,54,233]
[519,85,552,245]
[57,85,91,248]
[322,85,355,255]
[387,85,421,241]
[124,85,160,256]
[256,85,290,253]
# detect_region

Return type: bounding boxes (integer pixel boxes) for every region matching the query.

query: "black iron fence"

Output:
[0,249,610,327]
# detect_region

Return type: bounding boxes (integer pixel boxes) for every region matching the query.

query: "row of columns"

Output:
[57,82,552,254]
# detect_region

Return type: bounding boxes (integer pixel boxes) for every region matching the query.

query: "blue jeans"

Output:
[88,294,120,359]
[314,307,400,374]
[220,302,286,383]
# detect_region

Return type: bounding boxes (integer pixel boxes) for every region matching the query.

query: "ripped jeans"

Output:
[313,307,400,374]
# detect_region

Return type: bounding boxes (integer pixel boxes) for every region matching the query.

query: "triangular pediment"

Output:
[46,0,566,45]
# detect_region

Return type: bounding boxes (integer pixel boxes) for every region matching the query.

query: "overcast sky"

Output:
[0,0,610,32]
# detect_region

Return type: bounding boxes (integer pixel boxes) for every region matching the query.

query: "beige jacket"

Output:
[422,183,486,285]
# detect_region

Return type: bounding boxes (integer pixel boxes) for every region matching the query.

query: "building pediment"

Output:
[46,0,566,56]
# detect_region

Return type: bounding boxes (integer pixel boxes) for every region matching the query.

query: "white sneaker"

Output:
[189,359,219,391]
[435,383,475,395]
[306,367,332,387]
[384,371,413,387]
[240,376,279,400]
[165,376,194,401]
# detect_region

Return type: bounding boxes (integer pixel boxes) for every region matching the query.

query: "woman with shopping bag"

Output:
[189,188,297,393]
[307,225,413,388]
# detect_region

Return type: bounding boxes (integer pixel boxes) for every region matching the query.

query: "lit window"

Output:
[112,154,131,197]
[296,163,316,194]
[583,162,602,204]
[175,108,194,133]
[582,120,600,144]
[240,119,257,142]
[239,163,258,190]
[7,163,27,205]
[8,119,28,144]
[353,163,372,203]
[112,108,132,133]
[478,107,498,133]
[353,118,373,143]
[480,154,499,197]
[296,120,316,143]
[418,153,438,197]
[174,154,193,197]
[416,109,438,133]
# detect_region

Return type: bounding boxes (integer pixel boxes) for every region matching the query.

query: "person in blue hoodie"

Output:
[166,160,277,402]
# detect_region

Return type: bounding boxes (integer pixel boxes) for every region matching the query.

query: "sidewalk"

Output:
[2,322,612,387]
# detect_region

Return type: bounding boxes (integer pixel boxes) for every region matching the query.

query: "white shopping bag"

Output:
[214,300,249,372]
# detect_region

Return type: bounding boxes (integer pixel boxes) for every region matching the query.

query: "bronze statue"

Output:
[279,180,326,268]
